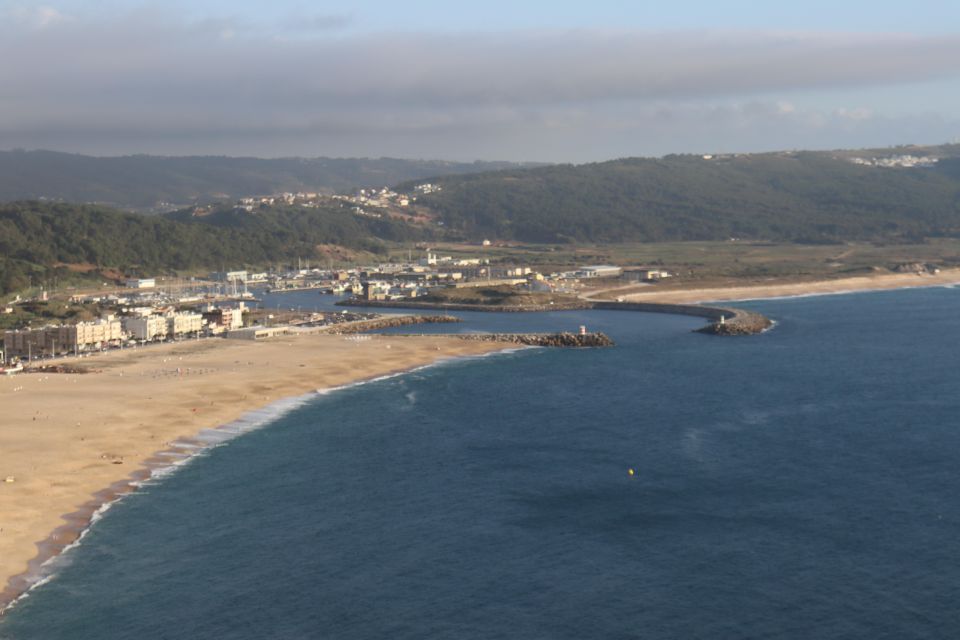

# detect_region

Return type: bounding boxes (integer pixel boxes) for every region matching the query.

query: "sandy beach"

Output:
[0,332,512,611]
[609,268,960,304]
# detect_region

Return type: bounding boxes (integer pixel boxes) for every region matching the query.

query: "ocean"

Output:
[2,288,959,639]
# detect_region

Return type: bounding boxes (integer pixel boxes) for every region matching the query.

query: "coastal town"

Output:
[223,182,441,221]
[7,0,960,635]
[0,250,673,368]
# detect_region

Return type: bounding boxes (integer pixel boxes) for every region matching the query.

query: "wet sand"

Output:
[0,333,512,611]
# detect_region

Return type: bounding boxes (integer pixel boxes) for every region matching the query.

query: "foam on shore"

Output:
[0,346,528,617]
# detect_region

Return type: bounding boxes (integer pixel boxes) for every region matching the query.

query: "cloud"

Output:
[282,12,353,32]
[0,10,958,159]
[2,4,69,27]
[834,106,875,121]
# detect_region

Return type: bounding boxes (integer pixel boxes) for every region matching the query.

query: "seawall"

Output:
[589,301,772,335]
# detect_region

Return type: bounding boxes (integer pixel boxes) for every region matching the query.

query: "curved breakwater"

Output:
[338,298,773,335]
[589,301,772,335]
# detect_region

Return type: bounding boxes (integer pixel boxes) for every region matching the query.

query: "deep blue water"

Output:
[4,288,960,639]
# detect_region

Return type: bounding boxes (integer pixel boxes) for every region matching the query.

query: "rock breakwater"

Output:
[591,301,772,336]
[695,310,773,336]
[457,332,614,348]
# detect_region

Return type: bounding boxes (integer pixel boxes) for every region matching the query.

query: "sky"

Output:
[1,0,959,162]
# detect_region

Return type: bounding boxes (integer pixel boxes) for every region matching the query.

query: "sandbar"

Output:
[612,268,960,304]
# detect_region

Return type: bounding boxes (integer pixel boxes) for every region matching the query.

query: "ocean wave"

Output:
[0,346,529,618]
[1,496,124,617]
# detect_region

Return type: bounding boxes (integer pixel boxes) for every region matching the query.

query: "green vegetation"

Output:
[8,144,960,299]
[0,300,107,331]
[0,150,539,210]
[0,201,430,296]
[413,239,960,284]
[406,148,960,244]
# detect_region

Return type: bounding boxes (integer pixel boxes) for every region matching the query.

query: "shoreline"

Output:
[5,274,953,614]
[0,389,322,615]
[605,269,960,305]
[0,334,518,615]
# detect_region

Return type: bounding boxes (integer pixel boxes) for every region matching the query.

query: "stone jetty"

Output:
[590,301,772,336]
[694,310,772,336]
[457,332,614,348]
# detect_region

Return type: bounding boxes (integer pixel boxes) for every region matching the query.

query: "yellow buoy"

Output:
[627,468,635,476]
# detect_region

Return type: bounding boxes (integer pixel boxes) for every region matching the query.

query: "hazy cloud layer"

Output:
[1,7,958,160]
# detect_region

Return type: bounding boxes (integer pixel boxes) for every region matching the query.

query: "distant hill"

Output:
[404,145,960,244]
[8,144,960,296]
[0,150,538,211]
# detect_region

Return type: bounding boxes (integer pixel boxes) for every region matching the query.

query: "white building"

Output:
[167,312,204,336]
[222,308,244,330]
[579,265,623,278]
[125,278,156,289]
[123,315,169,341]
[211,270,248,283]
[635,269,671,282]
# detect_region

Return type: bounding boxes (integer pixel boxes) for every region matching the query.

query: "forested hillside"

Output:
[407,148,960,243]
[0,201,428,294]
[0,150,535,210]
[8,145,960,296]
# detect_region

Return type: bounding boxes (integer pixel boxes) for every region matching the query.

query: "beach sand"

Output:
[612,268,960,304]
[0,332,512,610]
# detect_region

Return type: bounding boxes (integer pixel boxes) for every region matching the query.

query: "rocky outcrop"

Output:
[894,262,940,274]
[24,363,97,374]
[695,311,772,336]
[457,332,614,347]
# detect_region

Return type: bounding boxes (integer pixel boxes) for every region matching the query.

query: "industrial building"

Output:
[579,265,623,278]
